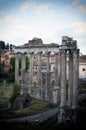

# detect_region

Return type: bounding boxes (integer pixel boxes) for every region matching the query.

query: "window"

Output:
[82,68,85,71]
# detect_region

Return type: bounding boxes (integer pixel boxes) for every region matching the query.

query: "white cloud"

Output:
[20,1,30,12]
[68,0,86,14]
[0,15,29,44]
[0,0,86,54]
[72,0,80,6]
[71,22,86,54]
[72,22,86,36]
[0,10,5,15]
[78,5,86,14]
[0,16,15,25]
[77,38,86,54]
[0,19,4,24]
[20,0,51,15]
[36,4,50,15]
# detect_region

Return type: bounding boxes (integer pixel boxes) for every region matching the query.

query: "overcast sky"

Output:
[0,0,86,54]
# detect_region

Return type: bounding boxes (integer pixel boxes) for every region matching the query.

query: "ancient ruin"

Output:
[13,36,79,123]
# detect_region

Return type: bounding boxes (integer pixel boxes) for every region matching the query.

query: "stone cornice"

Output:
[12,43,60,53]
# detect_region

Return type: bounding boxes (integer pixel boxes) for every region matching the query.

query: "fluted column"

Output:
[37,52,42,87]
[15,53,19,83]
[21,53,26,83]
[29,52,33,86]
[60,49,67,107]
[72,49,79,108]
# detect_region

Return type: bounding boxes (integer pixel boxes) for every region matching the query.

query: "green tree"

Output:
[5,43,9,50]
[0,41,5,50]
[0,58,7,82]
[10,56,15,72]
[7,56,15,82]
[0,41,5,78]
[9,83,20,106]
[26,56,29,70]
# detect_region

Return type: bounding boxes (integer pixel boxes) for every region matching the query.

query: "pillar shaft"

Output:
[29,52,33,86]
[15,53,19,83]
[37,52,42,87]
[72,49,79,108]
[21,53,26,83]
[55,53,58,87]
[60,49,67,107]
[46,52,50,88]
[67,51,73,106]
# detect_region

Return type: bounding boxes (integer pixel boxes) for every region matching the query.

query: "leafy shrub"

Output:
[9,83,20,106]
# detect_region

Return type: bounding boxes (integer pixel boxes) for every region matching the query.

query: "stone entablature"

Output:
[13,44,59,54]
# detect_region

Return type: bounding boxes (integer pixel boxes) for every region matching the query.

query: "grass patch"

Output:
[15,98,53,117]
[0,86,13,105]
[0,86,13,97]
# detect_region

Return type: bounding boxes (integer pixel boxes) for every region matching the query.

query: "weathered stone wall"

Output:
[20,84,60,105]
[13,93,31,111]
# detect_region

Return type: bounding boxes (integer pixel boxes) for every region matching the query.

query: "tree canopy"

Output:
[0,41,5,50]
[0,54,30,83]
[0,40,12,50]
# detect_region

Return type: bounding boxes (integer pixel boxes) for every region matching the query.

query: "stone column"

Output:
[54,52,60,104]
[37,52,42,87]
[46,52,51,87]
[55,53,58,87]
[21,53,26,83]
[67,51,73,106]
[60,49,67,107]
[46,52,51,100]
[15,53,19,83]
[29,52,33,87]
[37,52,42,99]
[72,49,79,108]
[58,49,67,123]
